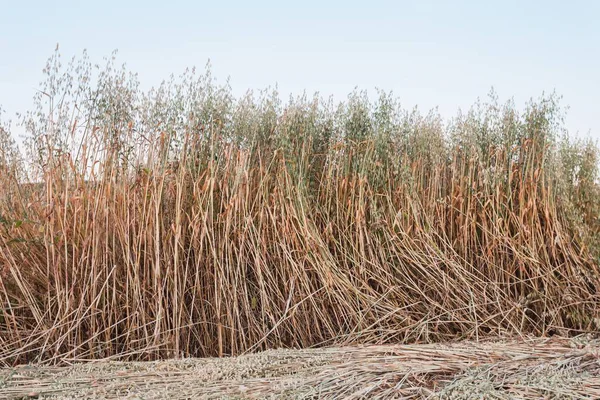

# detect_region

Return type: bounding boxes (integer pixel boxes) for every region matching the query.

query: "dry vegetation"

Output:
[1,337,599,399]
[0,50,599,369]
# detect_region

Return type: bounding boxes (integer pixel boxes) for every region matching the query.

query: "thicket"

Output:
[0,51,598,365]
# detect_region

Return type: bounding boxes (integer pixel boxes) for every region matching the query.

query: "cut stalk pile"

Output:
[1,337,599,399]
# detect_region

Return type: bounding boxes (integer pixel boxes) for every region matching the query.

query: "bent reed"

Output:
[0,50,599,365]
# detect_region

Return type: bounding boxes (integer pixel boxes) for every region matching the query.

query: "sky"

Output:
[1,0,598,140]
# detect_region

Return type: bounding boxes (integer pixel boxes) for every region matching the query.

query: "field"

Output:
[0,51,599,397]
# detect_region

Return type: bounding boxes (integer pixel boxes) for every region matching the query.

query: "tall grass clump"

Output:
[0,50,599,365]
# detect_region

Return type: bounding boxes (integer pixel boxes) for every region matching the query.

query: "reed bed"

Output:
[0,50,599,366]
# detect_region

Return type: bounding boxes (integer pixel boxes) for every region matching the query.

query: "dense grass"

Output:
[0,50,599,365]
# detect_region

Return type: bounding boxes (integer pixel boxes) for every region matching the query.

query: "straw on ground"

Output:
[1,337,599,399]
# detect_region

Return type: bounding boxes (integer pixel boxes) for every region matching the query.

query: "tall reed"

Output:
[0,50,598,365]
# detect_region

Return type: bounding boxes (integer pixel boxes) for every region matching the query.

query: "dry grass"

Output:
[1,337,599,399]
[0,50,599,366]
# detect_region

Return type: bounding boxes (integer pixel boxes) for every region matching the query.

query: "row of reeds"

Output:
[0,50,599,365]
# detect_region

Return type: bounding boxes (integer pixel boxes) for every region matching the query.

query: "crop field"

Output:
[0,51,599,398]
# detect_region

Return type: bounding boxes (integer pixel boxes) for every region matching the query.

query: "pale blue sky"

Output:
[1,0,598,139]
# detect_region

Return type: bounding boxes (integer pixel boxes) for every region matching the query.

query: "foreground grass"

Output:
[0,50,599,365]
[1,337,599,399]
